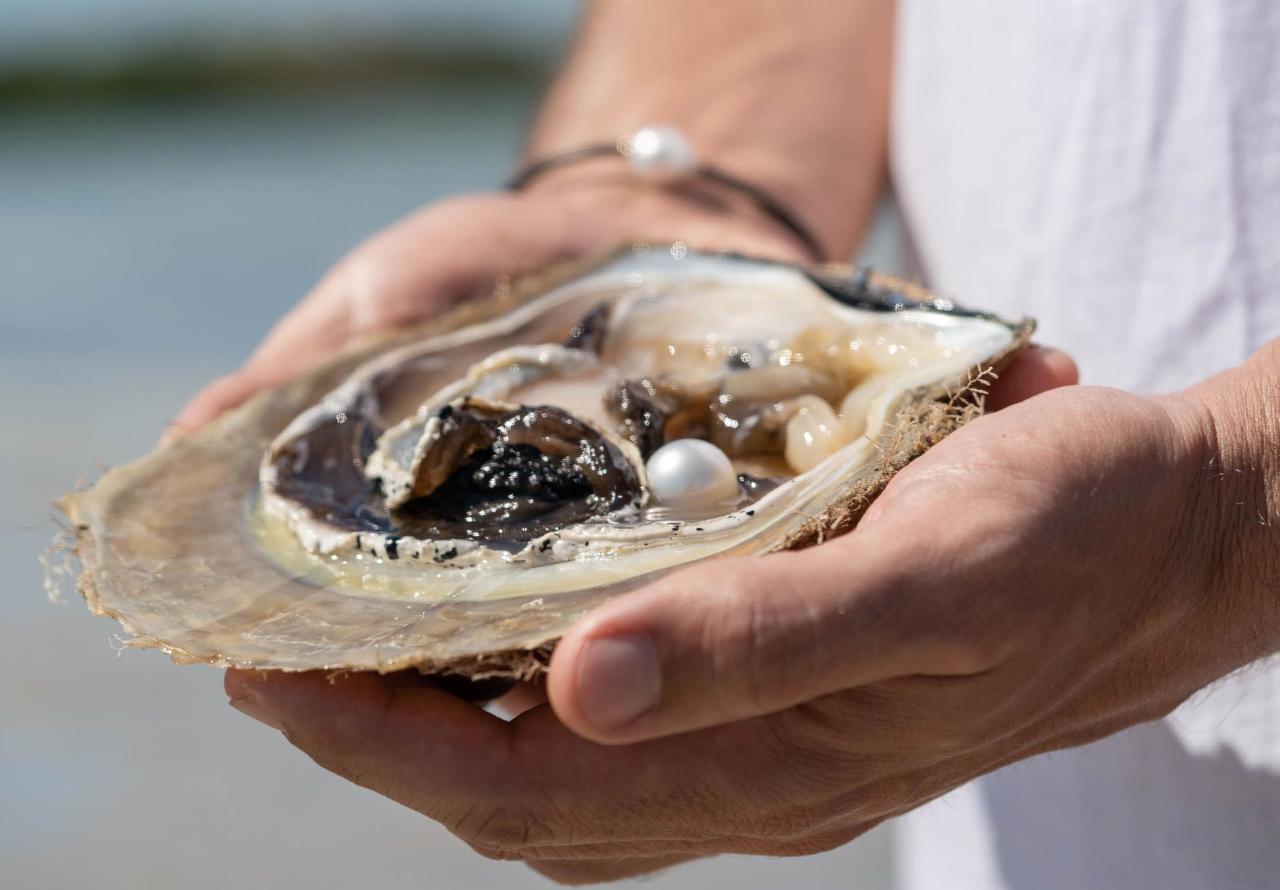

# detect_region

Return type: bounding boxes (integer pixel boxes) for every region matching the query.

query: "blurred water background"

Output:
[0,4,898,887]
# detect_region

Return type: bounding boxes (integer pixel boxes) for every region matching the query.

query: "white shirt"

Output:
[892,2,1280,887]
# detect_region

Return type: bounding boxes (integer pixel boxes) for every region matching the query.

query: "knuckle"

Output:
[723,716,856,839]
[331,257,415,332]
[466,841,525,863]
[194,373,249,413]
[205,372,242,395]
[283,723,369,787]
[889,577,1018,677]
[763,708,852,781]
[773,682,979,774]
[936,617,1019,675]
[277,688,398,791]
[736,591,791,713]
[760,829,856,858]
[865,677,984,759]
[757,805,831,843]
[699,569,813,716]
[449,802,549,858]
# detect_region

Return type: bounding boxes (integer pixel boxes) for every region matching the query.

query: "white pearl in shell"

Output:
[645,439,741,510]
[626,125,699,182]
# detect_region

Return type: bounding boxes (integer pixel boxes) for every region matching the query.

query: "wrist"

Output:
[526,130,867,263]
[1173,341,1280,664]
[521,169,814,264]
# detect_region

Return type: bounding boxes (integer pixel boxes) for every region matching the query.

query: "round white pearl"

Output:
[626,125,699,183]
[645,439,740,510]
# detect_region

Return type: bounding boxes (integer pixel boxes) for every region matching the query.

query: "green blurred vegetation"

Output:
[0,44,550,107]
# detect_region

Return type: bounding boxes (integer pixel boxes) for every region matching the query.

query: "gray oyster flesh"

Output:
[266,395,644,554]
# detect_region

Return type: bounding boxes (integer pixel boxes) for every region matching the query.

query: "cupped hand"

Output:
[168,181,807,438]
[223,347,1278,885]
[202,181,1241,885]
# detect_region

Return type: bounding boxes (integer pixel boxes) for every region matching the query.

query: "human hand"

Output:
[220,347,1276,885]
[169,181,807,437]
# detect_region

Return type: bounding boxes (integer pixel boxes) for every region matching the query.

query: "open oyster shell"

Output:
[59,248,1031,678]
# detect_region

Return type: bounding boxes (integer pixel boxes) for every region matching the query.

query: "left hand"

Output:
[224,349,1262,884]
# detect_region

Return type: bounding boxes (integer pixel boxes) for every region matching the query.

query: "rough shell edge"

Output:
[61,249,1032,682]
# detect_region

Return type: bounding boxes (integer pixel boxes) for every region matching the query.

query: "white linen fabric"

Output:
[891,1,1280,887]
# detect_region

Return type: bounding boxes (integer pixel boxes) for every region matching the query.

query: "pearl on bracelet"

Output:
[625,125,699,183]
[645,439,741,510]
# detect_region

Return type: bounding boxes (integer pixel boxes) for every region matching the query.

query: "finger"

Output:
[165,289,355,440]
[545,528,960,746]
[528,853,696,885]
[543,351,1077,745]
[222,669,519,829]
[224,669,837,856]
[985,345,1078,412]
[165,371,266,440]
[493,679,549,719]
[164,194,570,439]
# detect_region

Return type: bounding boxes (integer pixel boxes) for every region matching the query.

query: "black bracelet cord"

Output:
[506,144,827,262]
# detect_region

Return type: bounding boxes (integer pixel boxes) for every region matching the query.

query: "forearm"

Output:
[528,0,895,258]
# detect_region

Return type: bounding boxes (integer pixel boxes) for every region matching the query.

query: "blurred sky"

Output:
[0,0,578,68]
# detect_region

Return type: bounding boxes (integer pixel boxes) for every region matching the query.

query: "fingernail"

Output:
[574,634,661,731]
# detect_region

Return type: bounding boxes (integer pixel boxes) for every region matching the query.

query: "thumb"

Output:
[547,542,923,745]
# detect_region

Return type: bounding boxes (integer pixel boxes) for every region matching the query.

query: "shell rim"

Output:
[58,245,1033,680]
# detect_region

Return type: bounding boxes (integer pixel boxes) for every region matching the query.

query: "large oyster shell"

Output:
[59,248,1031,678]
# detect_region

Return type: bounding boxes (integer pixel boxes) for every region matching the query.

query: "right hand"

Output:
[168,182,808,436]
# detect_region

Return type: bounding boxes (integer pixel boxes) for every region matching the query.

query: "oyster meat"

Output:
[59,248,1030,677]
